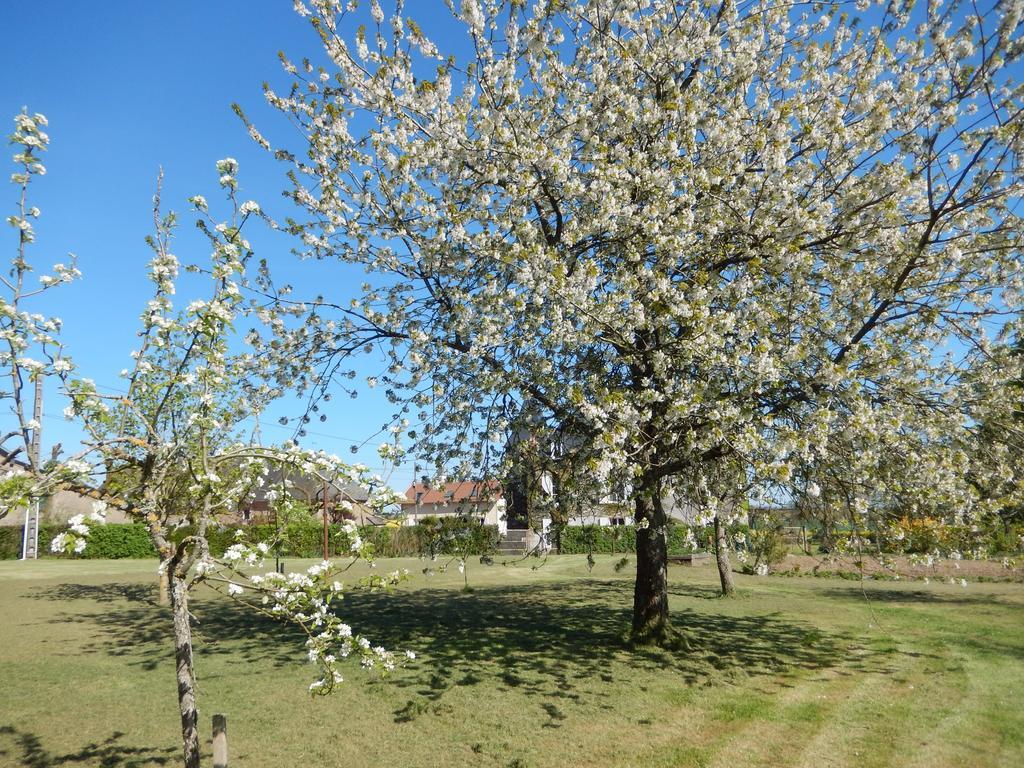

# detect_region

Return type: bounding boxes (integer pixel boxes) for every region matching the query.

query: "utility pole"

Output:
[322,479,330,560]
[413,463,420,525]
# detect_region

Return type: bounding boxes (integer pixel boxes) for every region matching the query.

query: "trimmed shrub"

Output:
[559,525,635,554]
[170,525,252,557]
[79,523,157,559]
[359,526,422,557]
[2,523,157,559]
[0,518,522,560]
[557,524,700,556]
[170,520,499,560]
[0,526,22,559]
[412,517,500,558]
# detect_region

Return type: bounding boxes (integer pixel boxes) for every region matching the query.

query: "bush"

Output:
[559,525,635,554]
[171,520,500,560]
[170,524,253,557]
[2,522,157,559]
[557,524,700,556]
[358,525,420,557]
[0,518,497,561]
[747,525,789,570]
[0,526,22,559]
[78,523,157,559]
[984,520,1024,555]
[403,517,499,558]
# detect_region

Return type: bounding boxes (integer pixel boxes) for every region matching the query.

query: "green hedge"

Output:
[0,524,67,559]
[556,524,700,555]
[0,526,22,559]
[171,520,500,559]
[0,519,495,560]
[0,523,156,559]
[78,523,157,559]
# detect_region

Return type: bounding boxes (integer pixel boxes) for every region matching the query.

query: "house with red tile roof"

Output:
[399,480,506,529]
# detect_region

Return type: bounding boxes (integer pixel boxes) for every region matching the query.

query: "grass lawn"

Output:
[0,555,1021,768]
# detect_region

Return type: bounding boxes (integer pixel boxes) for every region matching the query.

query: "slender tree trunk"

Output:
[171,576,202,768]
[714,514,736,597]
[632,484,669,644]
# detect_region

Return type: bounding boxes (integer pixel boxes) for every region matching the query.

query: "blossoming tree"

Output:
[247,0,1022,642]
[2,114,409,768]
[0,111,86,522]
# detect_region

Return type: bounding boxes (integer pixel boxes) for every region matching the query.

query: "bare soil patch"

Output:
[772,552,1024,582]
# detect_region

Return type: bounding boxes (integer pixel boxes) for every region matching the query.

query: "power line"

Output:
[46,379,384,446]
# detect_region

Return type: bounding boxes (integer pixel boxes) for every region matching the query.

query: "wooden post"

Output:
[158,570,170,607]
[212,714,228,768]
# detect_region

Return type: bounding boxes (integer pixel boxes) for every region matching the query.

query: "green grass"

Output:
[0,555,1022,767]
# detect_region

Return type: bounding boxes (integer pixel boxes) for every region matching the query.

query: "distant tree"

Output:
[963,330,1024,536]
[690,460,752,596]
[251,0,1022,643]
[0,111,85,522]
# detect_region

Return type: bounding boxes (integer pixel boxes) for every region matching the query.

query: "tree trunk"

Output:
[171,576,202,768]
[632,487,669,644]
[714,514,736,597]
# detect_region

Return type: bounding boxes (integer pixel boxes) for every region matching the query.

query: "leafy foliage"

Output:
[247,0,1024,632]
[76,523,158,559]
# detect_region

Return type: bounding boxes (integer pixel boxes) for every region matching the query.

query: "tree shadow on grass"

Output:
[30,583,157,605]
[31,582,305,672]
[32,578,893,722]
[336,579,895,720]
[0,726,176,768]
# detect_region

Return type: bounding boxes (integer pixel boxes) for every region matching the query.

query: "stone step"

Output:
[496,541,529,555]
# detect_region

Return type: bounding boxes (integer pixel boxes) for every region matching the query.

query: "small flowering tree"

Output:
[247,0,1023,643]
[0,110,90,522]
[1,116,411,768]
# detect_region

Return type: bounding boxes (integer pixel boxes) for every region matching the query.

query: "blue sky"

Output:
[0,1,465,492]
